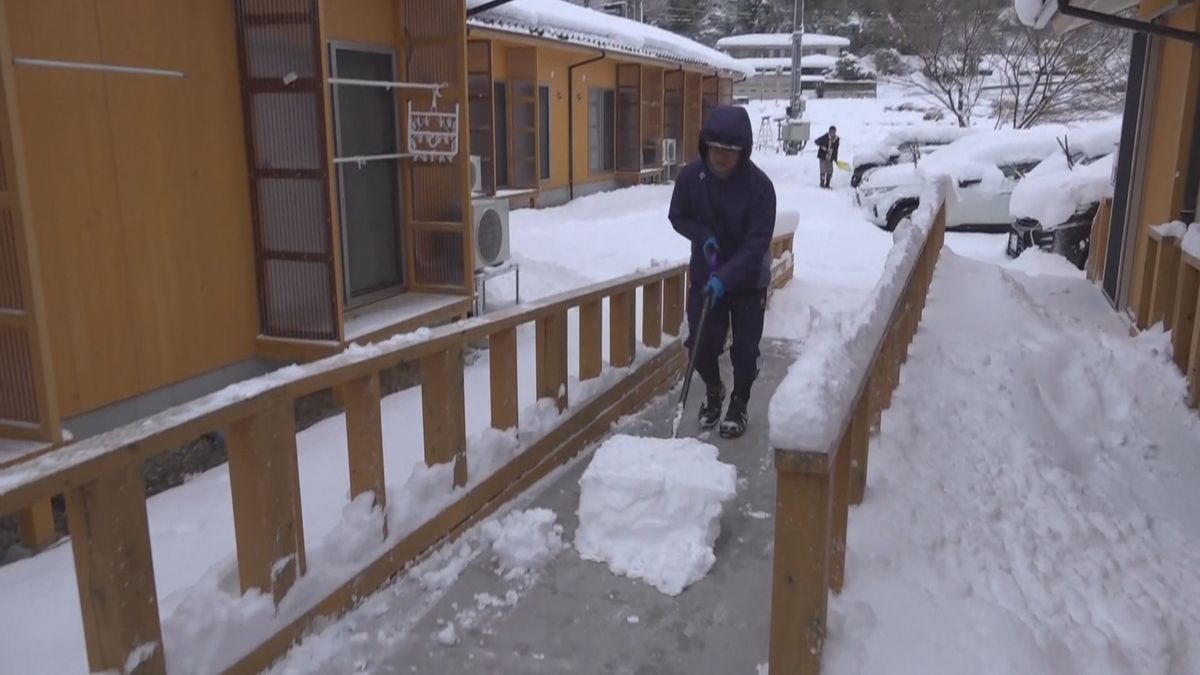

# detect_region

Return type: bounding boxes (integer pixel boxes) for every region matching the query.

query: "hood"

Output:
[699,105,754,164]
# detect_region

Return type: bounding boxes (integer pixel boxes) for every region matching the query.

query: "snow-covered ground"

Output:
[4,84,1196,674]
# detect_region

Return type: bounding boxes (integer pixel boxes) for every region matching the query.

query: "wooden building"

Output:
[0,0,477,467]
[1028,0,1200,407]
[465,1,748,208]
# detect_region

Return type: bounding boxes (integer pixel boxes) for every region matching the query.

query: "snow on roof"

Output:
[919,126,1070,178]
[467,0,754,77]
[716,32,851,49]
[738,54,839,72]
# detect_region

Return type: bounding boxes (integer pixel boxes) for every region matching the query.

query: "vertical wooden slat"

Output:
[642,281,662,348]
[1173,260,1200,372]
[829,433,852,594]
[1189,290,1200,409]
[662,273,684,337]
[579,300,603,381]
[1149,238,1181,329]
[536,311,569,411]
[17,497,56,550]
[610,290,637,368]
[1137,236,1160,330]
[343,372,387,536]
[421,344,467,487]
[849,380,871,506]
[227,397,307,603]
[66,463,165,675]
[769,467,831,675]
[489,328,519,430]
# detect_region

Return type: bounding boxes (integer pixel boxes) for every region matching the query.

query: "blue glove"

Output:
[703,235,719,257]
[706,275,725,301]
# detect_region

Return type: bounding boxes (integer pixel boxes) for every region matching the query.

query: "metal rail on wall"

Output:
[326,77,460,165]
[13,57,186,78]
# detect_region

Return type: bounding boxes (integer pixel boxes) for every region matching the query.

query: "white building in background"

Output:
[715,32,854,100]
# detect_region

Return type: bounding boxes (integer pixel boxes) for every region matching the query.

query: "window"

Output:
[539,85,550,180]
[493,81,509,188]
[588,88,615,173]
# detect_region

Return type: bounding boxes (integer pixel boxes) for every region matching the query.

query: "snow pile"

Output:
[769,175,950,452]
[574,435,737,596]
[467,0,753,77]
[1150,221,1189,239]
[479,508,565,581]
[1184,223,1200,259]
[1009,153,1115,227]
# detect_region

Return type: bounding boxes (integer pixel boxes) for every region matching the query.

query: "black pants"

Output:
[684,286,767,401]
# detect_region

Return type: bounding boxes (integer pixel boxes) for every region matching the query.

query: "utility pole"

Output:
[781,0,811,154]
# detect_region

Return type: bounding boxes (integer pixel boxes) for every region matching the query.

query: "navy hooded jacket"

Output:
[669,105,778,292]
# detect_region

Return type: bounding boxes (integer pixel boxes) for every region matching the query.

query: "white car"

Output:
[849,125,980,187]
[854,127,1070,232]
[1006,116,1122,268]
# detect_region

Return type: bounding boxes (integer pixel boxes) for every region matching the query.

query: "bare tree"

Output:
[900,1,1001,127]
[991,20,1128,129]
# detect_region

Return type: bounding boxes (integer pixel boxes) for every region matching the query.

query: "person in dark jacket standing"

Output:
[668,105,777,438]
[815,125,839,189]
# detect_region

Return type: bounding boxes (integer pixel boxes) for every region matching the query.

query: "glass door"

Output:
[330,44,404,307]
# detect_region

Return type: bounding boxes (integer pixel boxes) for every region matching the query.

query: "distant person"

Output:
[816,125,840,189]
[668,105,778,439]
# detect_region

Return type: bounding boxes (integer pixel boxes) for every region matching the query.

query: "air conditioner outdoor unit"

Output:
[469,155,483,194]
[661,138,678,166]
[472,197,511,270]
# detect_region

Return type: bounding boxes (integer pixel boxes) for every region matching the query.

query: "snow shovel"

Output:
[671,245,720,439]
[671,286,714,439]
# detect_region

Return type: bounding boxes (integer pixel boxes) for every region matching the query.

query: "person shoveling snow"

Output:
[669,105,778,438]
[574,435,737,596]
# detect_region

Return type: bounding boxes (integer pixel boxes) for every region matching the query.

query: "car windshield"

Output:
[999,161,1040,180]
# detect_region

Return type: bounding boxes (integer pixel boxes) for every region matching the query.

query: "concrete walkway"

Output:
[285,340,795,675]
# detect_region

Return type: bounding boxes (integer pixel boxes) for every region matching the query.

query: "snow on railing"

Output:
[1140,221,1200,408]
[764,175,950,675]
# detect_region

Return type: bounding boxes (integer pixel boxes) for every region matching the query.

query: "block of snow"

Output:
[480,508,565,581]
[574,435,738,596]
[1150,221,1188,239]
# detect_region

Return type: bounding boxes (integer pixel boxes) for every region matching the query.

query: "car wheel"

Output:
[885,201,918,232]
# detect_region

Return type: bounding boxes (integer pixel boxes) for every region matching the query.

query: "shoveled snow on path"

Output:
[823,250,1200,674]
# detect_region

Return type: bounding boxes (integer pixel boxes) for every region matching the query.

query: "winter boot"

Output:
[698,384,725,430]
[719,394,748,438]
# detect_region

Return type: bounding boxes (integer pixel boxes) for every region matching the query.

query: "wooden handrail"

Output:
[0,229,797,675]
[767,187,947,675]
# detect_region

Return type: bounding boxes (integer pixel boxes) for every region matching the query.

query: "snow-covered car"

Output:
[854,127,1069,232]
[849,125,979,187]
[1006,117,1122,269]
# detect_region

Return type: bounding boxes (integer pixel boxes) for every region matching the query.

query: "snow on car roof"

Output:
[852,125,981,167]
[1009,151,1115,226]
[716,33,851,49]
[467,0,754,77]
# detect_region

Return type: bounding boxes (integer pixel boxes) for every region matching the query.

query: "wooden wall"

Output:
[1129,4,1200,321]
[538,47,574,190]
[6,0,259,418]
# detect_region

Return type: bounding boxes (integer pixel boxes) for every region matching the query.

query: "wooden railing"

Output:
[0,230,795,675]
[1138,225,1200,409]
[766,193,946,675]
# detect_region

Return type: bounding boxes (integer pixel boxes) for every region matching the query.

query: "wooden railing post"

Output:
[489,328,519,430]
[1172,258,1199,373]
[1189,289,1200,409]
[228,395,307,604]
[579,300,603,381]
[829,434,852,593]
[18,498,56,550]
[1137,236,1161,330]
[66,463,166,674]
[536,311,569,411]
[421,345,468,487]
[1150,237,1182,330]
[610,290,637,368]
[849,381,871,506]
[343,372,388,537]
[769,460,832,675]
[642,281,663,348]
[663,273,685,337]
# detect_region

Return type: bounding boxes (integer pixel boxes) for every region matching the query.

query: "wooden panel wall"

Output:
[616,64,641,172]
[399,0,473,293]
[1129,4,1200,322]
[0,0,58,441]
[701,75,718,130]
[538,47,573,190]
[507,46,539,189]
[572,59,615,183]
[324,0,396,46]
[7,0,259,418]
[640,65,664,167]
[684,71,702,163]
[467,40,496,195]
